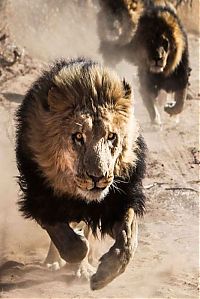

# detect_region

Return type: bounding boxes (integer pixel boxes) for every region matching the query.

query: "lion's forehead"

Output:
[72,108,126,136]
[75,114,93,131]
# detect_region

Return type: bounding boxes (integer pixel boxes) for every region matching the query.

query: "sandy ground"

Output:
[0,2,199,298]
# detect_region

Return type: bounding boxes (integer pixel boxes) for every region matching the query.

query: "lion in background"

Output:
[97,0,179,48]
[98,1,190,125]
[16,58,146,290]
[130,4,190,124]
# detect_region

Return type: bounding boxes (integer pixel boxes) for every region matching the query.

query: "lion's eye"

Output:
[108,132,116,141]
[72,132,84,144]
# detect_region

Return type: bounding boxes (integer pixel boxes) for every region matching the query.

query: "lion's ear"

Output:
[48,87,67,112]
[122,79,132,99]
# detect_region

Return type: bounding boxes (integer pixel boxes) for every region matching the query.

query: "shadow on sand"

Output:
[1,93,24,104]
[0,260,77,292]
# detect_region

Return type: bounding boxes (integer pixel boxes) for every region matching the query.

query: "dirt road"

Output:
[0,2,199,298]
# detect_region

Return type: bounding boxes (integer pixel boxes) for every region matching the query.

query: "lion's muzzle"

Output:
[75,174,113,201]
[149,47,168,74]
[75,175,113,191]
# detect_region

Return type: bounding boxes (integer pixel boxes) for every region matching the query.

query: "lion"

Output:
[97,0,176,49]
[129,5,190,124]
[98,3,190,125]
[16,58,146,290]
[97,0,144,47]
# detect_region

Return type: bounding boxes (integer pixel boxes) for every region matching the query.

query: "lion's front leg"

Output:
[69,226,96,281]
[139,84,161,126]
[43,223,95,279]
[43,223,89,264]
[90,208,138,290]
[164,88,187,116]
[44,240,66,270]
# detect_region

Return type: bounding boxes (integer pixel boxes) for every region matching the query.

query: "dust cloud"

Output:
[8,0,100,61]
[0,104,48,262]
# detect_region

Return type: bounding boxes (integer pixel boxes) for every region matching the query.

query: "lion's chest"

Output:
[51,192,127,234]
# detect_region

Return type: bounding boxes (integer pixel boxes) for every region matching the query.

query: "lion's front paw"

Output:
[90,246,131,290]
[75,260,96,281]
[45,259,66,271]
[164,101,182,115]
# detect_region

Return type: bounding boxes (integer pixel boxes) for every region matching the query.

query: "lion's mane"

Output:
[16,58,146,235]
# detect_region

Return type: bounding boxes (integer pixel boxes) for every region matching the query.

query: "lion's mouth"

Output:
[77,185,110,201]
[76,182,111,192]
[91,186,107,191]
[75,176,113,201]
[75,176,113,190]
[150,65,164,73]
[149,60,165,73]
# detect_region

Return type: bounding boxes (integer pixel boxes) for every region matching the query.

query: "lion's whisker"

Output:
[114,179,129,184]
[111,182,126,195]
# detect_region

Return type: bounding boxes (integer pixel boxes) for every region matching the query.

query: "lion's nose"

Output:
[87,173,104,183]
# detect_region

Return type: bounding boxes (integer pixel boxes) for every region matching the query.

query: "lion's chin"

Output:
[76,187,110,202]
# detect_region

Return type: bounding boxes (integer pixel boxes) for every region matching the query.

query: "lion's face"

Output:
[66,111,123,201]
[28,64,139,202]
[98,0,143,46]
[147,34,170,74]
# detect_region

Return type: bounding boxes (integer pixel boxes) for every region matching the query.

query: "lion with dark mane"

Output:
[16,58,146,290]
[97,0,177,49]
[98,1,190,125]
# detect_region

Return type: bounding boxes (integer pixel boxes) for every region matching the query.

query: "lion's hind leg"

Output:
[90,208,138,290]
[140,86,162,127]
